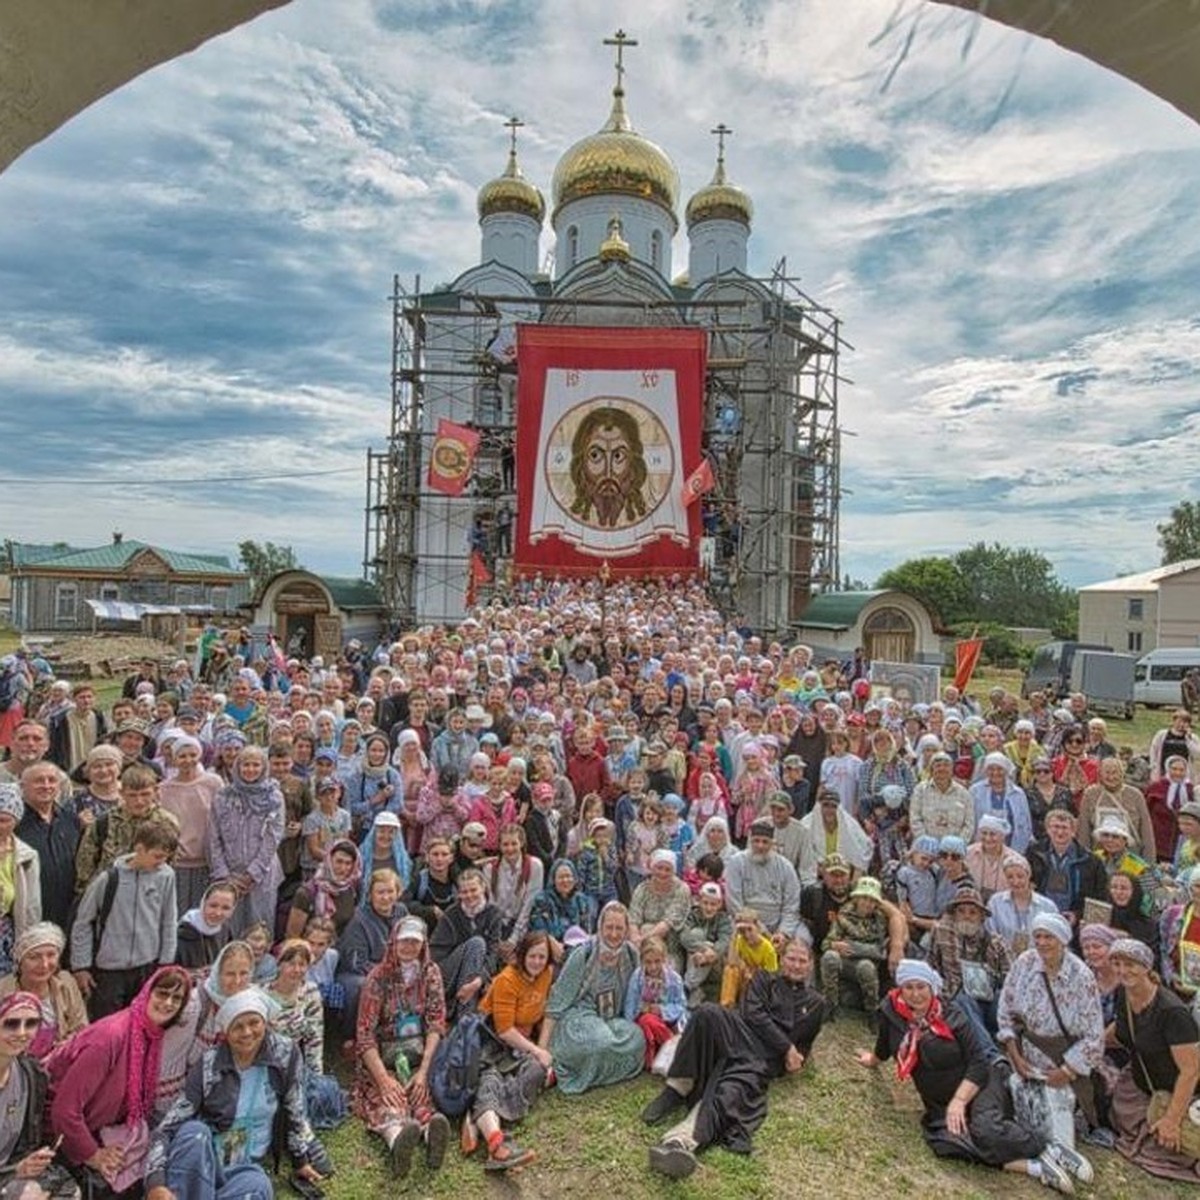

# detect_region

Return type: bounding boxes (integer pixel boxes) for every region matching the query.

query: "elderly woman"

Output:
[208,747,284,937]
[0,784,40,974]
[628,850,693,970]
[997,912,1106,1145]
[1109,937,1200,1181]
[145,990,330,1200]
[47,966,193,1189]
[853,959,1082,1193]
[72,745,123,823]
[644,937,826,1179]
[541,901,645,1095]
[1023,757,1072,843]
[0,990,80,1200]
[352,917,451,1180]
[986,858,1060,961]
[969,755,1033,856]
[1079,757,1156,859]
[684,815,734,871]
[966,815,1025,903]
[0,923,87,1059]
[346,732,403,840]
[1078,923,1122,1026]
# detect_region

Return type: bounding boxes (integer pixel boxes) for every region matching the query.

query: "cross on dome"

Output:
[603,29,639,91]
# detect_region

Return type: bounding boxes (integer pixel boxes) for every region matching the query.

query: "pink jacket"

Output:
[467,793,518,852]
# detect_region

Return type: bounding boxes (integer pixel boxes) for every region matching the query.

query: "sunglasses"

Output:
[939,852,964,860]
[1065,738,1084,745]
[0,1017,39,1032]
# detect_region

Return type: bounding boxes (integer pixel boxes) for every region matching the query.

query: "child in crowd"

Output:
[576,816,619,914]
[680,882,733,1007]
[625,796,665,892]
[244,919,279,985]
[623,935,686,1069]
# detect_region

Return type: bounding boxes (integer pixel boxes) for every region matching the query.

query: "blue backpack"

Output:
[429,1009,487,1117]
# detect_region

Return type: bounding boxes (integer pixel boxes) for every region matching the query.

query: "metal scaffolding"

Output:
[364,270,846,638]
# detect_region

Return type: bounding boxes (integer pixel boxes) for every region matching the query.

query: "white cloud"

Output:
[1,0,1199,599]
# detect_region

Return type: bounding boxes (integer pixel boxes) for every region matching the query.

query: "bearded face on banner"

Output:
[568,404,650,528]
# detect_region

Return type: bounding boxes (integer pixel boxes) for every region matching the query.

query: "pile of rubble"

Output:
[22,634,183,680]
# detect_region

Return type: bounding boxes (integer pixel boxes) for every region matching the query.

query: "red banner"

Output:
[953,638,985,693]
[681,457,715,507]
[513,326,706,577]
[427,419,480,496]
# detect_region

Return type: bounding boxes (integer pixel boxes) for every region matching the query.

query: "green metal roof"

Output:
[8,540,240,576]
[321,575,384,611]
[795,590,886,631]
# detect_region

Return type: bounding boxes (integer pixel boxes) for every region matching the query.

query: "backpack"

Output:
[429,1009,487,1117]
[88,865,121,958]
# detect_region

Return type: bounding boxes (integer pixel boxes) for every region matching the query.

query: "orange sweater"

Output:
[480,963,552,1036]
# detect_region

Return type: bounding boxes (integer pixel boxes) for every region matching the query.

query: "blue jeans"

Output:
[164,1120,274,1200]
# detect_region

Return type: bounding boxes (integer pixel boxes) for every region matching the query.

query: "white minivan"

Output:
[1133,648,1200,707]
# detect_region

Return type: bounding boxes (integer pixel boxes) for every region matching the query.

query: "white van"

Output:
[1133,648,1200,708]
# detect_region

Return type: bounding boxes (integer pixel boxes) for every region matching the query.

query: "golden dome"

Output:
[686,155,753,229]
[551,86,679,226]
[478,147,545,223]
[598,213,631,262]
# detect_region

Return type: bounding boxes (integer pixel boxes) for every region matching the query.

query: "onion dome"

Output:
[686,132,753,229]
[478,144,545,223]
[551,84,679,225]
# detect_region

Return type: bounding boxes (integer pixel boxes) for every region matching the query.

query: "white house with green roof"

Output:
[793,589,942,666]
[5,534,249,631]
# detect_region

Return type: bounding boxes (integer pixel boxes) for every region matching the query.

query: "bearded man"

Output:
[568,405,649,527]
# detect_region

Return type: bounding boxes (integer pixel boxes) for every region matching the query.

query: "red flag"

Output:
[428,419,480,496]
[681,457,715,507]
[465,550,492,607]
[953,637,985,693]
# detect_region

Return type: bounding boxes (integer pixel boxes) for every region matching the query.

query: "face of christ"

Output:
[569,405,648,528]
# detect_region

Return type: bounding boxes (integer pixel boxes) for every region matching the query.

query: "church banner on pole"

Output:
[513,325,706,576]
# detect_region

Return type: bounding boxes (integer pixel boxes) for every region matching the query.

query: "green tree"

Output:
[1158,500,1200,565]
[876,556,970,624]
[952,542,1075,635]
[238,540,300,589]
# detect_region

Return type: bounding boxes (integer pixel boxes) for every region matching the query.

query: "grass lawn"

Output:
[312,1018,1191,1199]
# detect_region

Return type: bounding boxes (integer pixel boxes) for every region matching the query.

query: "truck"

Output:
[1021,640,1111,702]
[1070,649,1137,720]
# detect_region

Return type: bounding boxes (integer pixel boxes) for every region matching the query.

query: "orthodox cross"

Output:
[504,115,524,155]
[711,123,732,167]
[603,29,638,88]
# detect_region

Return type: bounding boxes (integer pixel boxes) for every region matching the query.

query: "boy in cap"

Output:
[820,875,890,1022]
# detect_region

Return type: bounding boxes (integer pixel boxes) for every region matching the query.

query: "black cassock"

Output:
[670,972,827,1153]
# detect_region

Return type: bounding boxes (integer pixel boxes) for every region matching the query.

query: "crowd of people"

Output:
[0,573,1197,1197]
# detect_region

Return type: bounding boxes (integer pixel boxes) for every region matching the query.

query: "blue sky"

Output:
[1,0,1198,589]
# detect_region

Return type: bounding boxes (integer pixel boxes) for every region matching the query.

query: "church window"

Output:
[650,230,662,272]
[568,226,579,266]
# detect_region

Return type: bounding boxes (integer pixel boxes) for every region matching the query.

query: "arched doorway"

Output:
[864,606,916,663]
[271,578,339,661]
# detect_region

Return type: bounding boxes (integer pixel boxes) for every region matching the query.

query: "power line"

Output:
[0,467,360,486]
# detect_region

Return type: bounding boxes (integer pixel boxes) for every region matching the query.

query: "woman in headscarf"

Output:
[1108,937,1200,1182]
[351,917,451,1181]
[0,990,80,1199]
[346,732,403,841]
[0,785,40,977]
[156,735,220,912]
[1078,922,1122,1027]
[190,940,256,1059]
[629,850,692,971]
[357,811,411,894]
[528,860,593,960]
[461,932,554,1173]
[853,959,1081,1193]
[540,901,645,1095]
[285,839,362,940]
[174,882,237,975]
[334,868,406,1045]
[211,728,246,785]
[0,923,86,1061]
[267,940,347,1131]
[145,990,330,1200]
[997,912,1106,1144]
[684,815,735,871]
[208,747,284,937]
[1107,871,1160,954]
[785,710,827,794]
[47,966,192,1190]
